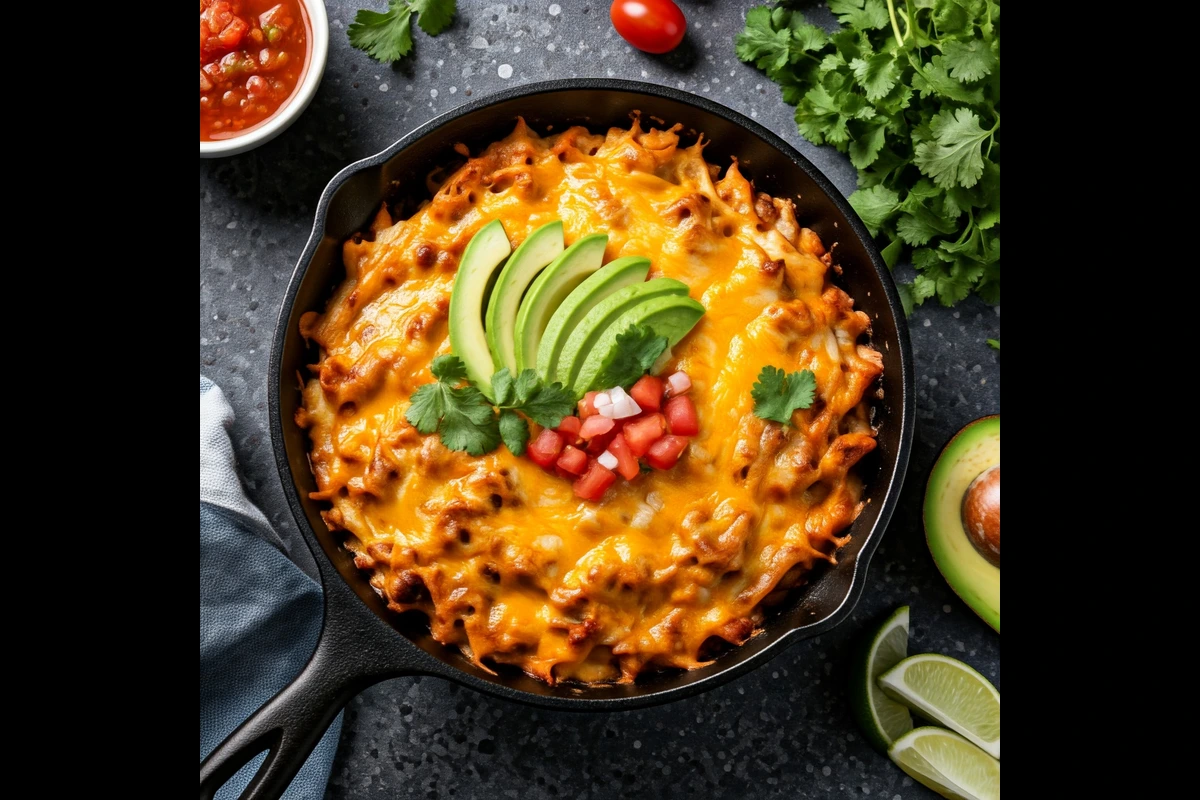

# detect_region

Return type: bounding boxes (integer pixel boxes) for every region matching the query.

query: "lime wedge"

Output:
[889,727,999,800]
[848,606,913,752]
[878,653,1000,759]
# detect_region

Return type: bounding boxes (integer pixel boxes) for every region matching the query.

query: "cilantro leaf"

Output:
[349,0,456,64]
[410,0,456,36]
[828,0,890,31]
[498,409,529,456]
[348,2,414,63]
[848,184,900,236]
[439,388,500,455]
[514,369,541,406]
[405,381,448,434]
[430,354,467,382]
[735,7,791,73]
[914,108,993,189]
[590,326,669,393]
[752,366,818,425]
[850,53,899,102]
[848,122,887,170]
[987,338,1000,351]
[514,381,575,428]
[491,368,515,407]
[941,39,998,83]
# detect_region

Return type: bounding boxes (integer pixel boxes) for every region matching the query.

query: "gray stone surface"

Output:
[199,2,1001,798]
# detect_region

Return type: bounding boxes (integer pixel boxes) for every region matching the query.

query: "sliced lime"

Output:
[889,727,999,800]
[878,653,1000,759]
[848,606,913,752]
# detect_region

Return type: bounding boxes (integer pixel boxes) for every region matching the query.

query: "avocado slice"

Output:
[571,294,706,396]
[485,221,565,374]
[924,416,1000,633]
[534,255,650,382]
[449,220,512,399]
[514,233,609,374]
[554,277,689,388]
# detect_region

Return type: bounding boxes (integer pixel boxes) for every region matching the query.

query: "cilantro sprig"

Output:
[752,366,817,425]
[349,0,456,64]
[405,355,574,457]
[590,325,669,393]
[737,1,1000,310]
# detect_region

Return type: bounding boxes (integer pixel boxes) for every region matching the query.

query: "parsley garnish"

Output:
[590,325,669,393]
[405,356,574,456]
[751,366,817,425]
[349,0,456,64]
[736,1,1000,310]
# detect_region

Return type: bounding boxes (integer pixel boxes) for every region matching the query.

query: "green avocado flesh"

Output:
[485,221,564,374]
[514,233,609,374]
[554,277,689,388]
[535,255,650,382]
[571,294,706,396]
[924,416,1000,633]
[448,220,512,399]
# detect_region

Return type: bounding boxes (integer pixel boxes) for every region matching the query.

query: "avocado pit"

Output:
[962,465,1000,567]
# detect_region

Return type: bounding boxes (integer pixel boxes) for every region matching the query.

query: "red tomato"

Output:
[610,0,687,54]
[664,395,699,436]
[556,415,582,441]
[574,462,618,500]
[578,391,599,419]
[623,413,666,457]
[586,426,620,455]
[606,434,642,480]
[556,445,588,475]
[629,375,664,412]
[646,435,689,470]
[579,415,616,440]
[528,429,564,469]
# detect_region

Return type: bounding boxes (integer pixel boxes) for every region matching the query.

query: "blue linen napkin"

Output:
[200,376,341,799]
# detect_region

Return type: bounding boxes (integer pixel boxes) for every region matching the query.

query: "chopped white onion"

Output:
[667,371,692,396]
[645,491,664,511]
[609,386,628,403]
[611,396,641,419]
[598,403,618,419]
[630,503,655,529]
[594,392,612,409]
[598,451,619,470]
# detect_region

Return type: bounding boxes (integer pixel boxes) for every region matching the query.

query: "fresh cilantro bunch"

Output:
[349,0,456,64]
[406,355,574,456]
[737,0,1000,310]
[752,366,817,424]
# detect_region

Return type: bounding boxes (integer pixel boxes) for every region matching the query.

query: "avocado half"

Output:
[924,416,1000,633]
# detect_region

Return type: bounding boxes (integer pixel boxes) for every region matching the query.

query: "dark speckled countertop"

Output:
[200,2,1000,797]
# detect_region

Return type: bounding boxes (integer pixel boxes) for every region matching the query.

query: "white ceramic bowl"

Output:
[200,0,329,158]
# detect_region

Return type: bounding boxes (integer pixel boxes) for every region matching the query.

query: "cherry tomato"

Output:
[610,0,687,54]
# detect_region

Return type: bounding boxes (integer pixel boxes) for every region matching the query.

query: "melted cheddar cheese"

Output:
[297,119,883,684]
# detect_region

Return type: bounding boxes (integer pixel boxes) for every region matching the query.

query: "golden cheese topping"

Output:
[297,119,883,684]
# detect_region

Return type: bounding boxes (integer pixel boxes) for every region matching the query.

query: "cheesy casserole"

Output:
[297,119,883,684]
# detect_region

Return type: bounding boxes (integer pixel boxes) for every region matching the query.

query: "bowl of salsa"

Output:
[200,0,328,157]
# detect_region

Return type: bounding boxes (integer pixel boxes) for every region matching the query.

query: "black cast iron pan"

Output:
[200,80,915,800]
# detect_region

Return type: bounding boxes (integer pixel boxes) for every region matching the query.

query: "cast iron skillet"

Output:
[200,80,914,800]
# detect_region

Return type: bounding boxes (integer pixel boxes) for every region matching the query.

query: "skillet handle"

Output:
[200,577,415,800]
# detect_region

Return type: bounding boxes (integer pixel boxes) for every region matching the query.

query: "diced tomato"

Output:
[623,413,666,457]
[556,415,582,441]
[573,462,617,500]
[646,435,689,470]
[664,395,699,436]
[527,429,564,469]
[556,445,588,475]
[586,422,622,455]
[579,415,615,440]
[578,391,599,419]
[629,375,664,412]
[606,434,641,480]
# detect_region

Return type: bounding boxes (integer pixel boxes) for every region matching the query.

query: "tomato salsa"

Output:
[200,0,310,141]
